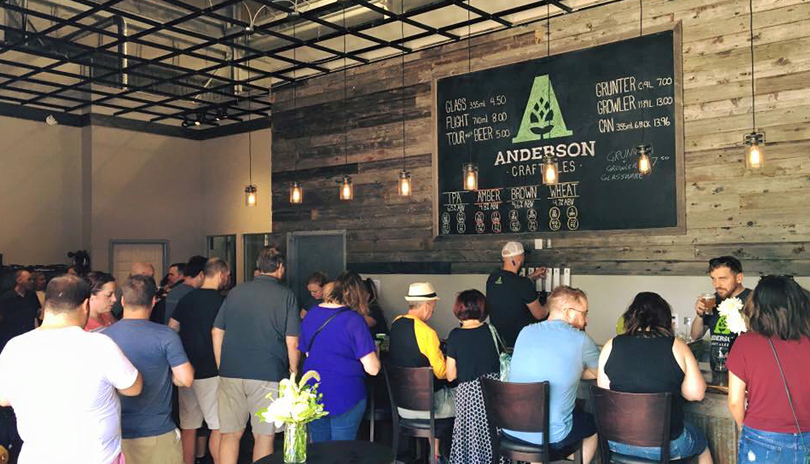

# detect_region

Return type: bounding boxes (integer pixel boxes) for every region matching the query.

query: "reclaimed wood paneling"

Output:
[271,0,810,275]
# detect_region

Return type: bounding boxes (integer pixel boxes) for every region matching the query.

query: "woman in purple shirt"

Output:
[299,271,381,442]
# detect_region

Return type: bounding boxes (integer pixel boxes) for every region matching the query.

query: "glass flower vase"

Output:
[283,422,307,463]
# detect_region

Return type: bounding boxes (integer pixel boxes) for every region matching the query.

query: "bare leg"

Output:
[209,430,221,464]
[253,433,274,463]
[181,429,197,464]
[698,447,713,464]
[219,430,244,464]
[582,433,598,464]
[196,435,207,458]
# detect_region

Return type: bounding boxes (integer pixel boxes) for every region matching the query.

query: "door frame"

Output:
[108,239,170,277]
[286,230,346,300]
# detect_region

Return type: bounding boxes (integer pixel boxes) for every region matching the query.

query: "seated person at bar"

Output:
[506,286,598,464]
[364,278,388,337]
[727,276,810,464]
[690,256,751,372]
[597,292,711,463]
[389,282,455,420]
[300,271,329,319]
[486,241,547,348]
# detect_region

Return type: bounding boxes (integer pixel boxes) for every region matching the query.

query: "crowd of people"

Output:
[0,241,809,464]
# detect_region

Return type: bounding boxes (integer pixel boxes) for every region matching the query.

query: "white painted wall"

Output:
[366,273,810,345]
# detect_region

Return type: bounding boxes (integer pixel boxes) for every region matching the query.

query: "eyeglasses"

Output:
[565,307,589,317]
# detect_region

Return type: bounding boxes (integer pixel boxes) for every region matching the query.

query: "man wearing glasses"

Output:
[505,286,600,464]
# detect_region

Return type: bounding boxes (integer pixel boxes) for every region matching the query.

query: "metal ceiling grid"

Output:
[0,0,576,130]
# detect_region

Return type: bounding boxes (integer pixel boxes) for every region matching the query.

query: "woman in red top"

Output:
[83,272,117,332]
[727,276,810,464]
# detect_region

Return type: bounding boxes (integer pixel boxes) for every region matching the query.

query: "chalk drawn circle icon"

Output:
[441,212,451,225]
[491,211,502,223]
[527,209,538,220]
[456,211,466,223]
[567,217,580,230]
[549,207,561,220]
[493,222,502,233]
[528,220,539,232]
[476,222,486,234]
[441,223,451,235]
[508,210,519,222]
[457,222,466,234]
[567,206,579,218]
[475,212,485,223]
[550,218,562,231]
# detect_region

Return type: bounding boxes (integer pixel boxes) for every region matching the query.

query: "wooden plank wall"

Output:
[270,0,810,276]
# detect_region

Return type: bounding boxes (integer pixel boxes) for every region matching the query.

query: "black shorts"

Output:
[551,407,596,450]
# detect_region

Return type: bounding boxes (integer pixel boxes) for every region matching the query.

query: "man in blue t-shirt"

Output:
[506,286,599,464]
[105,275,194,464]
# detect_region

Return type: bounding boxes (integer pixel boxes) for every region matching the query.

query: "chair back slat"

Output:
[384,365,434,411]
[481,378,549,433]
[590,386,672,448]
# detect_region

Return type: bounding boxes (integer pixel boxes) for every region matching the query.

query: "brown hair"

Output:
[452,289,487,321]
[44,275,90,314]
[326,271,369,317]
[256,247,284,274]
[622,292,674,337]
[307,271,329,286]
[547,286,587,312]
[745,276,810,340]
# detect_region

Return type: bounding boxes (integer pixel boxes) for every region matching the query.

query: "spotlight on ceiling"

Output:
[45,114,58,126]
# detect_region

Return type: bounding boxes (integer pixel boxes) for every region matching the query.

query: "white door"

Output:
[111,242,166,282]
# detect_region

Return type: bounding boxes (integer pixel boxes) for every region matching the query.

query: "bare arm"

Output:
[581,368,597,380]
[728,371,746,427]
[596,338,613,389]
[0,393,9,407]
[690,298,709,340]
[674,338,706,401]
[171,362,194,387]
[212,328,224,369]
[168,318,180,332]
[117,372,143,397]
[445,356,457,382]
[360,351,381,376]
[527,299,548,321]
[286,336,300,375]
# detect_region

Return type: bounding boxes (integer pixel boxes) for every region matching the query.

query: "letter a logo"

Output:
[512,75,573,143]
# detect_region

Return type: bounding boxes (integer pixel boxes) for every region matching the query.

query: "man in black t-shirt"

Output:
[689,256,751,372]
[169,258,230,464]
[0,270,40,354]
[485,242,547,348]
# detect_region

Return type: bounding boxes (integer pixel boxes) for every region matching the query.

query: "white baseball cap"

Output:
[501,241,525,258]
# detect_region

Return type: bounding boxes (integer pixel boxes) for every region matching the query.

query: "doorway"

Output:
[287,231,346,310]
[109,241,168,283]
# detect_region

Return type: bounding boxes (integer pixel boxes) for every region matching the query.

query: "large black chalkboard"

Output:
[433,26,684,236]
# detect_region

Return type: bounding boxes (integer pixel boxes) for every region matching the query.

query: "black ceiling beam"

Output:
[450,0,512,27]
[549,1,573,14]
[347,0,459,41]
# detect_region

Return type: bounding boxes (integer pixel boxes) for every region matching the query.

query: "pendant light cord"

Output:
[401,0,406,171]
[343,3,348,168]
[466,0,472,165]
[293,21,298,175]
[749,0,756,131]
[246,34,253,185]
[639,0,645,146]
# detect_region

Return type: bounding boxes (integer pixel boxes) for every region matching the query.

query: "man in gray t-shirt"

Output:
[213,247,300,464]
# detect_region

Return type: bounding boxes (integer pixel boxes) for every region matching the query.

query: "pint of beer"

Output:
[701,293,716,315]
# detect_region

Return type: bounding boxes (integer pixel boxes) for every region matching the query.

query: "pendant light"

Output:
[397,0,412,196]
[243,33,258,207]
[636,0,652,176]
[339,3,354,201]
[540,2,558,185]
[745,0,764,169]
[289,22,303,204]
[461,0,477,191]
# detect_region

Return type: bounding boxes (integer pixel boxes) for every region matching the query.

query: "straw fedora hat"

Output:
[404,282,440,301]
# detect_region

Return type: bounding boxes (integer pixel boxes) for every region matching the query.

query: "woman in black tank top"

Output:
[597,292,713,464]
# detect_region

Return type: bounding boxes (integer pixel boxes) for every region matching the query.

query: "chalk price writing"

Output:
[656,97,674,106]
[656,77,673,86]
[492,112,508,123]
[490,95,507,106]
[470,99,486,109]
[616,120,652,131]
[653,116,671,127]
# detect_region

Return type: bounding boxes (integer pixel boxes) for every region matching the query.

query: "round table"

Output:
[254,441,394,464]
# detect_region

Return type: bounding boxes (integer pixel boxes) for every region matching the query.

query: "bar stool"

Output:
[383,365,453,464]
[590,385,688,463]
[481,378,583,464]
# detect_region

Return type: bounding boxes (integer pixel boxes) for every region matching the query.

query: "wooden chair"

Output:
[481,378,583,464]
[590,385,687,463]
[383,364,453,464]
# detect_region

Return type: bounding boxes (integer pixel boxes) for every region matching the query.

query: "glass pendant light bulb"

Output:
[244,185,257,207]
[637,145,652,176]
[339,175,354,201]
[398,170,412,196]
[745,132,764,169]
[463,163,478,191]
[290,182,303,204]
[541,156,558,185]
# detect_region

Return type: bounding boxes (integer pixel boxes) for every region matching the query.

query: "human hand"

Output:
[529,267,547,281]
[694,298,706,316]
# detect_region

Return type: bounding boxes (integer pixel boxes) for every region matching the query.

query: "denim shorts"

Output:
[608,420,707,460]
[738,426,810,464]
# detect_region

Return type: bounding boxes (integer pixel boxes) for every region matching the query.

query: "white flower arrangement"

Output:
[257,371,328,428]
[717,297,748,334]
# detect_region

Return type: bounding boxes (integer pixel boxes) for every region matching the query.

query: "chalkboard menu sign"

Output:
[433,26,684,236]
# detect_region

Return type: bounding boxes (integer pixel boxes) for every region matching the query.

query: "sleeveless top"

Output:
[604,335,685,439]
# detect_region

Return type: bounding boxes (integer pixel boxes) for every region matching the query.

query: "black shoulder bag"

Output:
[306,308,349,353]
[768,339,810,461]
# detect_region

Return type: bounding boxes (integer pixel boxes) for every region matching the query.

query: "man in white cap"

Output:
[388,282,455,419]
[486,241,547,348]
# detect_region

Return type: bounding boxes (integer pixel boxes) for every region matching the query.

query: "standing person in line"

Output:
[84,272,118,332]
[0,270,40,354]
[445,290,501,464]
[212,248,300,464]
[0,275,142,464]
[32,272,47,308]
[111,262,155,319]
[164,256,207,324]
[300,271,329,319]
[485,241,547,348]
[299,271,381,442]
[727,276,810,463]
[104,275,194,464]
[597,292,711,463]
[170,258,231,464]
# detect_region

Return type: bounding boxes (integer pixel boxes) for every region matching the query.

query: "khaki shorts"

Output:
[122,429,182,464]
[179,376,220,430]
[398,386,456,420]
[218,377,280,435]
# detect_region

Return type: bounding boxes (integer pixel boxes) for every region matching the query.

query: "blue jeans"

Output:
[739,426,810,464]
[309,398,367,443]
[609,420,707,460]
